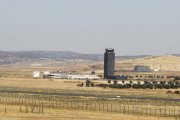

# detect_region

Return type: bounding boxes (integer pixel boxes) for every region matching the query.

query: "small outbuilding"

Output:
[33,71,40,78]
[134,65,152,72]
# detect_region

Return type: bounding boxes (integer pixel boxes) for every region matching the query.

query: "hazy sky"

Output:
[0,0,180,55]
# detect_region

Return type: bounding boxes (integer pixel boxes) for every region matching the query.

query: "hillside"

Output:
[0,51,103,65]
[0,51,149,65]
[1,51,180,72]
[10,51,103,60]
[117,55,180,71]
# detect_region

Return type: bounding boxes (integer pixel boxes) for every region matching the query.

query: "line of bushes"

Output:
[98,80,180,89]
[167,90,180,94]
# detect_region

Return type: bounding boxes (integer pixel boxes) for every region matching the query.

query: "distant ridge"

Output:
[0,51,102,65]
[10,51,103,60]
[0,51,150,65]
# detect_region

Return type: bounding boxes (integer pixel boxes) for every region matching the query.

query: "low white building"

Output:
[67,74,100,80]
[134,65,152,72]
[43,73,63,79]
[42,72,100,80]
[33,71,40,78]
[43,71,50,75]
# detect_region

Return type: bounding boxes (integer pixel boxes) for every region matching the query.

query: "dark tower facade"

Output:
[104,48,115,79]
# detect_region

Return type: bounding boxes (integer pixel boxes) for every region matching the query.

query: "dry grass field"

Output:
[0,104,176,120]
[0,65,179,120]
[0,77,179,119]
[0,77,179,99]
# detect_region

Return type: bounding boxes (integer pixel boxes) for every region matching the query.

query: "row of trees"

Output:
[108,83,180,89]
[78,80,180,89]
[167,90,180,94]
[77,80,95,87]
[98,80,180,89]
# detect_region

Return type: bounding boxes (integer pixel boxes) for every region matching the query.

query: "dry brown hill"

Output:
[116,55,180,71]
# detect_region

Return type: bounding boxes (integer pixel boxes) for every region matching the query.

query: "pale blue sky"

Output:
[0,0,180,55]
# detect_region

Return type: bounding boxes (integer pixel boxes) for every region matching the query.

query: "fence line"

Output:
[0,96,179,118]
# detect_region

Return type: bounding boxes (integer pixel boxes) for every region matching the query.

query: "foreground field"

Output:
[0,77,179,119]
[0,104,176,120]
[0,73,179,120]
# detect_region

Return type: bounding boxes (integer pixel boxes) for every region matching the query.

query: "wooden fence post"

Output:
[160,108,162,117]
[4,107,6,113]
[164,108,166,117]
[49,99,50,108]
[11,98,13,105]
[133,106,135,114]
[82,102,84,110]
[137,106,139,115]
[38,103,41,113]
[123,105,125,113]
[42,101,44,113]
[110,103,112,112]
[102,103,104,111]
[107,103,109,112]
[168,108,170,117]
[26,105,28,113]
[86,102,88,110]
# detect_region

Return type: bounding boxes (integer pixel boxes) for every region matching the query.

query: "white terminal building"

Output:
[66,74,100,80]
[33,71,101,80]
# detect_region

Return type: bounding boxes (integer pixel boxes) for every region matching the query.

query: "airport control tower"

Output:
[104,48,115,79]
